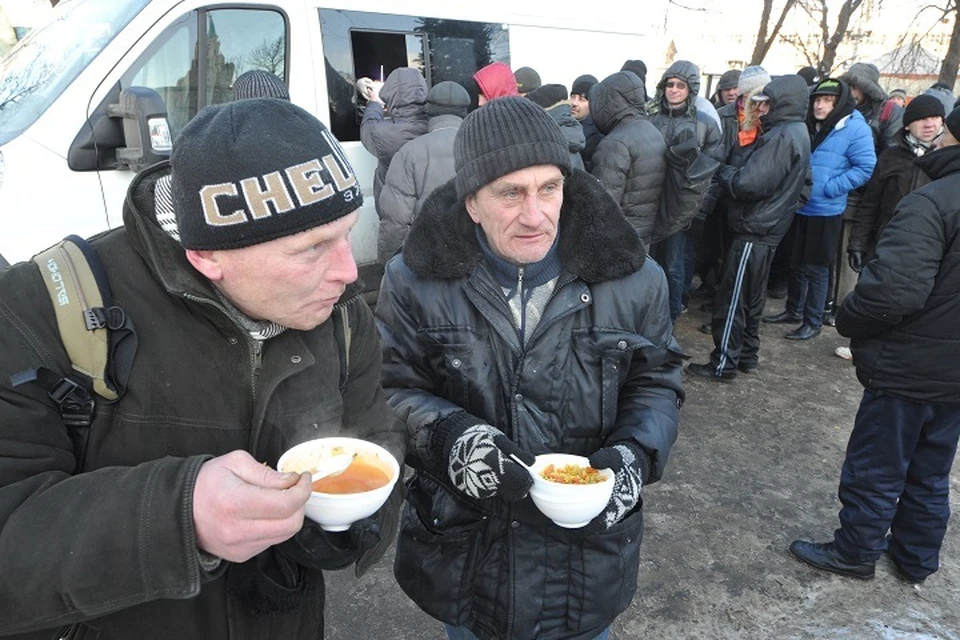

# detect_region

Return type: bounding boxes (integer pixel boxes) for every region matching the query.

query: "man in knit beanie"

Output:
[377,96,683,640]
[233,69,289,100]
[0,97,405,637]
[513,65,542,95]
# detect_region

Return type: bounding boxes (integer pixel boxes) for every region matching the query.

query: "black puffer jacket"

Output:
[648,60,724,162]
[546,102,586,170]
[0,163,405,639]
[837,145,960,404]
[848,130,932,255]
[589,72,667,243]
[376,170,684,640]
[715,75,812,245]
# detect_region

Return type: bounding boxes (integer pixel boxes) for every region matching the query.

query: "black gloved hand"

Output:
[668,128,699,166]
[445,424,535,501]
[279,516,378,572]
[848,250,865,273]
[582,443,646,533]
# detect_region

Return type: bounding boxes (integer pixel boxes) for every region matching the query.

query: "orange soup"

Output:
[312,457,391,494]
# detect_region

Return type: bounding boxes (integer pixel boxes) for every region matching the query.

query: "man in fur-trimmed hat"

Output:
[0,99,405,637]
[377,96,683,640]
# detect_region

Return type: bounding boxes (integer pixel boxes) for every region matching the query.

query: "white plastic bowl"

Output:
[277,437,400,532]
[527,453,615,529]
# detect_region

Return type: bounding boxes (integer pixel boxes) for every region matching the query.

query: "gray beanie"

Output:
[427,81,470,118]
[454,96,571,200]
[514,66,542,94]
[717,69,741,91]
[172,99,362,250]
[233,70,289,101]
[738,66,771,95]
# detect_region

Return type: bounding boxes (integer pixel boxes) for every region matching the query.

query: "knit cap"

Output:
[717,69,741,91]
[620,60,647,84]
[947,107,960,141]
[903,94,945,127]
[233,70,289,101]
[738,66,771,95]
[171,98,362,250]
[514,66,542,94]
[571,74,599,98]
[527,84,569,109]
[889,88,907,101]
[454,96,571,200]
[797,66,818,87]
[427,81,470,118]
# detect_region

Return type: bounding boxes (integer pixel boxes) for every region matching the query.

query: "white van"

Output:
[0,0,655,280]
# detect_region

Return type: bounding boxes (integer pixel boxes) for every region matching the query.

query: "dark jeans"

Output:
[833,389,960,581]
[661,231,687,320]
[785,262,830,327]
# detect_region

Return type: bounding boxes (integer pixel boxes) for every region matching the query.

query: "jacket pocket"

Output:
[418,327,491,411]
[393,472,487,625]
[566,509,644,631]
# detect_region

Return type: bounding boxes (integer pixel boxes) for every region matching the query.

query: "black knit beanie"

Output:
[527,84,569,109]
[171,98,362,250]
[233,70,289,100]
[903,94,945,128]
[454,96,571,200]
[514,66,542,94]
[946,107,960,141]
[427,81,470,118]
[571,74,598,98]
[621,60,647,84]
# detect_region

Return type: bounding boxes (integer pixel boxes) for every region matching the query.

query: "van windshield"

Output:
[0,0,150,145]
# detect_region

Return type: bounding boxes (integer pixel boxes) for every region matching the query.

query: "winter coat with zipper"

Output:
[715,75,812,246]
[360,67,429,211]
[837,144,960,404]
[798,87,876,218]
[376,170,684,640]
[648,61,724,164]
[848,129,933,255]
[377,113,463,263]
[0,162,405,640]
[589,71,668,244]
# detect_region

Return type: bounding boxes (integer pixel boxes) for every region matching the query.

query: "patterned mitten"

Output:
[445,424,535,501]
[583,443,646,532]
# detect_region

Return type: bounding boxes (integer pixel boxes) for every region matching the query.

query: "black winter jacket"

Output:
[848,130,932,255]
[590,72,667,244]
[715,75,812,246]
[648,61,724,163]
[546,102,586,170]
[0,163,405,639]
[837,145,960,404]
[376,170,684,640]
[580,113,604,171]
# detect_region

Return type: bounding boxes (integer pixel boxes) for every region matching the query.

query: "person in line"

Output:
[233,68,289,100]
[474,61,519,105]
[377,96,683,640]
[836,95,944,360]
[686,75,812,381]
[590,71,667,246]
[620,58,649,101]
[0,99,405,638]
[924,82,955,116]
[647,60,723,321]
[359,67,429,213]
[527,83,586,170]
[712,68,741,108]
[763,78,876,341]
[378,81,471,264]
[514,65,541,96]
[888,88,908,108]
[570,73,603,171]
[797,66,819,87]
[790,107,960,586]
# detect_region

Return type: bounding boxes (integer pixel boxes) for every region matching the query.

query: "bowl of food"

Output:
[527,453,615,529]
[277,437,400,531]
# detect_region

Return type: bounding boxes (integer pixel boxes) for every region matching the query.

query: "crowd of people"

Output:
[0,53,959,640]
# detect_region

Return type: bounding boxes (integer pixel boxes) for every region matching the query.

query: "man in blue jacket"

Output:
[790,108,960,585]
[377,96,683,640]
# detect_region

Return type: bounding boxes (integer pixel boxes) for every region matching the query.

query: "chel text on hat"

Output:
[903,94,945,128]
[454,96,571,200]
[171,98,362,250]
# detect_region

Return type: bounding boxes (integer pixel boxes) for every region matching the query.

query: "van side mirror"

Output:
[69,85,172,173]
[106,87,172,172]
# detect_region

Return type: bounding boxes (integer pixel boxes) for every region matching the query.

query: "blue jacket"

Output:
[799,109,876,217]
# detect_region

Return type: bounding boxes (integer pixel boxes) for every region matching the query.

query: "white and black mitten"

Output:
[583,443,647,532]
[445,424,535,501]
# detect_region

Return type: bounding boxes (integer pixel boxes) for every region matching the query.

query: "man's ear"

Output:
[465,194,480,224]
[185,249,224,281]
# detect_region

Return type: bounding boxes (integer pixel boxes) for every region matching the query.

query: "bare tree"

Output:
[750,0,800,65]
[938,1,960,89]
[780,0,867,76]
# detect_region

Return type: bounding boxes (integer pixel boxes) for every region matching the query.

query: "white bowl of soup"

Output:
[527,453,615,528]
[277,437,400,531]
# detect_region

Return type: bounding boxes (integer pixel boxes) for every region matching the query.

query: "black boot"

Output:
[789,540,875,579]
[762,310,801,324]
[784,324,821,340]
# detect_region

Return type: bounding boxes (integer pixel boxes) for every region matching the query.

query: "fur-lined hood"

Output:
[401,169,645,282]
